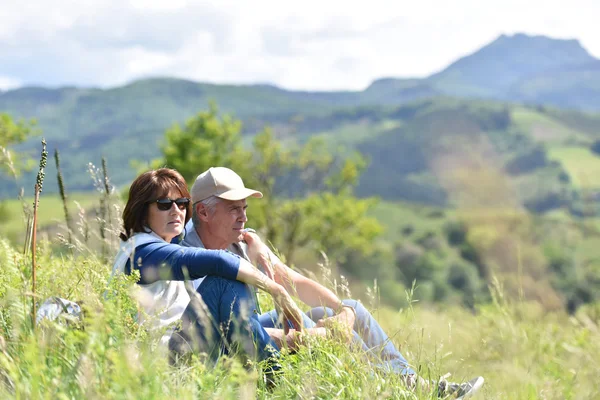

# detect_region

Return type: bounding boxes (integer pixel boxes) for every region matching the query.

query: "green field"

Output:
[314,120,403,146]
[0,192,100,246]
[547,146,600,189]
[511,108,586,144]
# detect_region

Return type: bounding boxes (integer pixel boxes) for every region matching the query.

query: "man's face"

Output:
[203,198,248,247]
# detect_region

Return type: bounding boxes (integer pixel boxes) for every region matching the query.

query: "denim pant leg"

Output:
[307,299,415,375]
[258,309,317,329]
[173,276,279,363]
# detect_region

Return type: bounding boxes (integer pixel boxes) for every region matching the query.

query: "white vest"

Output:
[111,232,191,345]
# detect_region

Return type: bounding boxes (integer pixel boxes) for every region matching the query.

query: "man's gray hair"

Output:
[192,195,222,227]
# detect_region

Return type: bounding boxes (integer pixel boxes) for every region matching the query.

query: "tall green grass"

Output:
[1,236,599,399]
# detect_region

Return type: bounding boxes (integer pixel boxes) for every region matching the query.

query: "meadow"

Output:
[1,190,599,399]
[0,192,98,246]
[547,146,600,189]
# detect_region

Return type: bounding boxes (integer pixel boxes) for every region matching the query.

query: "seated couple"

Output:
[111,167,483,398]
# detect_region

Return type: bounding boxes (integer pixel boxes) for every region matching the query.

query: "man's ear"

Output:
[195,203,210,222]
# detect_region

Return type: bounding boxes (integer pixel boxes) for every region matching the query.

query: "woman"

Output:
[111,168,303,362]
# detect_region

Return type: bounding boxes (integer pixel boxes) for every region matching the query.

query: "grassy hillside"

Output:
[348,100,597,212]
[9,96,598,214]
[1,232,599,399]
[2,74,600,211]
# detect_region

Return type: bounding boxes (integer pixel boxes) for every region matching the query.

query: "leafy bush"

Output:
[504,146,548,175]
[444,220,468,246]
[591,139,600,155]
[446,260,482,307]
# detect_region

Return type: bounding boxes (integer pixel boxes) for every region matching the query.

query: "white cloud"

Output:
[0,76,21,91]
[0,0,599,91]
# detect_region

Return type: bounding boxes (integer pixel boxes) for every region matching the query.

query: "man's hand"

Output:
[242,230,277,281]
[315,306,355,343]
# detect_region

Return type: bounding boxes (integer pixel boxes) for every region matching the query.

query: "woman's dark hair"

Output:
[119,168,191,241]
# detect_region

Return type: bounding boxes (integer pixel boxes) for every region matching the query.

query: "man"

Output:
[180,166,484,398]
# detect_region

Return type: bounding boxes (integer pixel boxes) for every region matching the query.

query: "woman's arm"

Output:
[128,240,304,330]
[127,241,241,283]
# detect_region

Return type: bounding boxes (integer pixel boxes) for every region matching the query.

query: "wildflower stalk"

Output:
[55,149,73,246]
[99,157,112,259]
[101,157,111,221]
[22,186,33,256]
[23,214,32,256]
[31,138,47,328]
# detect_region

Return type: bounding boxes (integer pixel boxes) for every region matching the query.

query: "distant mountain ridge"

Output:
[367,33,600,110]
[428,33,597,95]
[2,33,600,207]
[3,33,599,111]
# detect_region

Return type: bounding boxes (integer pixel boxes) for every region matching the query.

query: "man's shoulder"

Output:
[228,241,248,259]
[180,221,204,248]
[178,220,250,260]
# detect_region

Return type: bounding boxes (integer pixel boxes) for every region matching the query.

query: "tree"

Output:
[287,191,382,264]
[150,103,383,268]
[0,113,36,177]
[151,102,252,184]
[246,127,293,246]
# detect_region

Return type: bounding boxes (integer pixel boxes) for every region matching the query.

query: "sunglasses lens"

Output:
[156,199,173,211]
[175,198,190,210]
[155,198,189,211]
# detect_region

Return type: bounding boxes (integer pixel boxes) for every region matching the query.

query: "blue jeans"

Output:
[169,276,279,363]
[258,299,415,375]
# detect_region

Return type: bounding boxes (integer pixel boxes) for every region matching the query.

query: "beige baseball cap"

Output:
[191,167,263,203]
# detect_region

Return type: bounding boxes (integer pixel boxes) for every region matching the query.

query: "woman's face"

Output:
[146,189,187,242]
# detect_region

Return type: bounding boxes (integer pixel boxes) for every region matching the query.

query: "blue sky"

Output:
[1,0,599,91]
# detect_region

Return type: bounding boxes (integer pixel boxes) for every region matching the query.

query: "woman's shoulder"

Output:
[126,232,165,247]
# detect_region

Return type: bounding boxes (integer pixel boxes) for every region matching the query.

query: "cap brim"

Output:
[216,188,263,201]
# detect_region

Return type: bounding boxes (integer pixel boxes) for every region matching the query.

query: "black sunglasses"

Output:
[152,197,190,211]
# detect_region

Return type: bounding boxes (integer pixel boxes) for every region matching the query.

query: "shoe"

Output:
[438,375,484,399]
